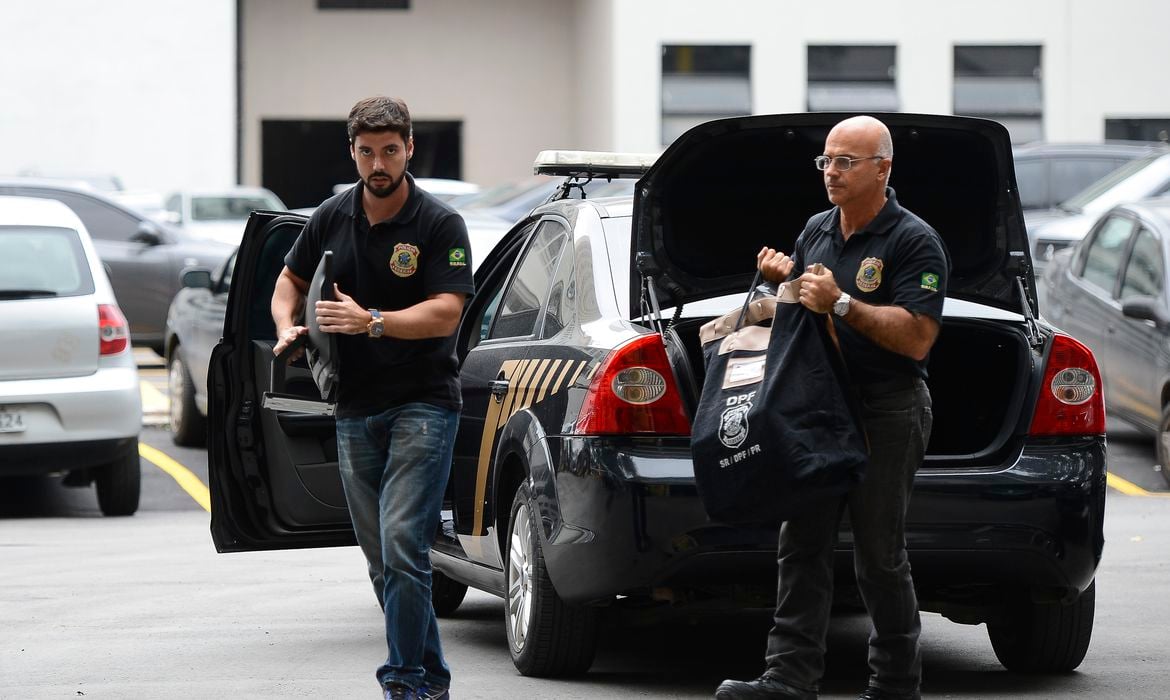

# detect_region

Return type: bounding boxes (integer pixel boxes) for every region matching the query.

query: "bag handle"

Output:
[734,269,763,332]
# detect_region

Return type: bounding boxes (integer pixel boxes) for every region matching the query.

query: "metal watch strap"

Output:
[367,308,384,337]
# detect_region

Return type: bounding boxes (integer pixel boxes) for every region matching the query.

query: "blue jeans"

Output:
[335,402,459,692]
[764,377,932,695]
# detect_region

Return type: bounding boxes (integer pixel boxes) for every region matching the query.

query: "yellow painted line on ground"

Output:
[1107,471,1170,498]
[138,443,211,512]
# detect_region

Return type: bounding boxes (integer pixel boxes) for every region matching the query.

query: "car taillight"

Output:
[1028,333,1105,436]
[98,304,130,356]
[573,333,691,436]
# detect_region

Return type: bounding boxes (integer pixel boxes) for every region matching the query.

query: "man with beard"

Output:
[272,96,474,700]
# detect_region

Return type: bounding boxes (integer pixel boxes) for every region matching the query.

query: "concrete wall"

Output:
[604,0,1170,151]
[0,0,236,192]
[240,0,577,188]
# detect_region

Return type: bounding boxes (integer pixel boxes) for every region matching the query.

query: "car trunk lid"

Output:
[0,297,101,379]
[631,113,1036,317]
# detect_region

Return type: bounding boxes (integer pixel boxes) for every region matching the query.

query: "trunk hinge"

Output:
[636,252,684,335]
[1015,276,1043,348]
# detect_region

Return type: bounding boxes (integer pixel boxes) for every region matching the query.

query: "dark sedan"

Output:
[0,180,235,353]
[1044,197,1170,486]
[208,115,1106,679]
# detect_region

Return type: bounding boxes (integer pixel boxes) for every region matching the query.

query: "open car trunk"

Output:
[662,313,1033,465]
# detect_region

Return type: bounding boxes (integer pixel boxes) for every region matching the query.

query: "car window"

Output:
[165,194,181,214]
[539,227,575,338]
[1050,159,1127,206]
[488,221,568,340]
[0,226,95,297]
[1014,160,1047,209]
[1079,215,1136,294]
[192,196,279,221]
[217,252,237,293]
[39,191,141,242]
[1120,226,1164,299]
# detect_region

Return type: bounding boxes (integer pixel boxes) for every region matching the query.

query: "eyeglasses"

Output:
[814,155,884,171]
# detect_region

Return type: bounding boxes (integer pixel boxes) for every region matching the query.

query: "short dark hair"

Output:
[346,96,412,144]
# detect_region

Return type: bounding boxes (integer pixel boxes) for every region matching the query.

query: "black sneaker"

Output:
[715,673,817,699]
[417,685,450,700]
[857,686,920,700]
[384,683,415,700]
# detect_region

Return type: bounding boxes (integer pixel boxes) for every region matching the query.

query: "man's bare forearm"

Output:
[841,300,939,361]
[272,270,307,332]
[382,294,465,340]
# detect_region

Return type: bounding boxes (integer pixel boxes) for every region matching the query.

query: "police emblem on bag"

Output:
[856,257,883,292]
[718,401,751,450]
[390,243,420,277]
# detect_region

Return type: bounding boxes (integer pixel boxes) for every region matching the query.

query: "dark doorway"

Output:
[261,119,464,209]
[1105,118,1170,144]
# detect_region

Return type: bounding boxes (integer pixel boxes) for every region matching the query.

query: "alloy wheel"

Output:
[507,501,535,653]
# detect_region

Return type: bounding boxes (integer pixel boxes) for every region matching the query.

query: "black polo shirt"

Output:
[285,173,475,417]
[791,187,950,384]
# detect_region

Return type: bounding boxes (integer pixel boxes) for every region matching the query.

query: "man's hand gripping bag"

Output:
[690,272,867,526]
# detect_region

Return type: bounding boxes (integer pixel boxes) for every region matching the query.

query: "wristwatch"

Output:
[833,292,852,317]
[366,308,384,338]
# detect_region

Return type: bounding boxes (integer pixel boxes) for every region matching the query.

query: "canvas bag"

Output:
[690,268,868,526]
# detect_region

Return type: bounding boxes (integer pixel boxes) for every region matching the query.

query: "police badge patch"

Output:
[718,402,751,450]
[390,242,420,277]
[856,257,883,292]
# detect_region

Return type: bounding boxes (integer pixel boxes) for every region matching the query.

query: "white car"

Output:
[0,196,142,515]
[162,187,286,245]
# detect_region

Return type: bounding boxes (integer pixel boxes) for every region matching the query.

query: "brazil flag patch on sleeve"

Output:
[920,272,940,292]
[448,248,467,266]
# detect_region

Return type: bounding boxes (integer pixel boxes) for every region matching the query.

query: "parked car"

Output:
[0,180,235,354]
[1012,141,1160,211]
[208,115,1105,678]
[1025,147,1170,274]
[161,187,286,245]
[0,195,142,515]
[1043,197,1170,487]
[453,173,637,226]
[164,251,236,446]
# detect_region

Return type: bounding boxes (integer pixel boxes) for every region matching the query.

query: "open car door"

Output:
[208,211,355,552]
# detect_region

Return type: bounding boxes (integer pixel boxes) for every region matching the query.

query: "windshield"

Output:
[0,226,95,297]
[1061,153,1170,215]
[192,195,283,221]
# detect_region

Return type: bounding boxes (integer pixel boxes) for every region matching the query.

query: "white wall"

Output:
[0,0,236,192]
[241,0,577,188]
[603,0,1170,151]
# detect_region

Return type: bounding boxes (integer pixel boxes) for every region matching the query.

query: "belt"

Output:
[857,375,921,396]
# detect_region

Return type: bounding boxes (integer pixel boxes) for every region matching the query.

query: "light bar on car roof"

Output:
[533,150,659,178]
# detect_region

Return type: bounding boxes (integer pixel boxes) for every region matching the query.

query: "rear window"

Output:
[191,195,280,221]
[0,226,95,298]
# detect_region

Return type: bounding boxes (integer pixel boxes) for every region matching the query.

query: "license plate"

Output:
[0,408,26,433]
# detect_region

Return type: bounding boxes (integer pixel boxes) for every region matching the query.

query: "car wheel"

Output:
[505,483,598,677]
[96,440,141,517]
[1157,405,1170,488]
[987,580,1095,672]
[168,350,206,447]
[431,569,469,617]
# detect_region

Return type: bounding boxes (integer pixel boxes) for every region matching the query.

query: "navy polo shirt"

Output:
[791,187,950,383]
[285,173,475,417]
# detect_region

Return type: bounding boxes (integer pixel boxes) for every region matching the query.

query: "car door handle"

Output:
[490,379,510,402]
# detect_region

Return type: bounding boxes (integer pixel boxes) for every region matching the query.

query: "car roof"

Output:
[0,194,87,231]
[1012,141,1169,158]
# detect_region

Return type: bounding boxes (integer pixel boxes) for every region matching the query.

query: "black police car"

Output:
[208,114,1106,679]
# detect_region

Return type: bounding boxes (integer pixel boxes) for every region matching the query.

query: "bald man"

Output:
[716,116,950,700]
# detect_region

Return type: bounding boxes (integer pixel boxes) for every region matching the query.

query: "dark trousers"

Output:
[764,378,932,695]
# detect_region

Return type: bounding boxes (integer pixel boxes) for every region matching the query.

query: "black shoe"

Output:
[715,673,817,700]
[857,686,920,700]
[384,683,415,700]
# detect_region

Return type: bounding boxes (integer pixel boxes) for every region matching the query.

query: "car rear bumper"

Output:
[537,435,1106,607]
[0,363,142,473]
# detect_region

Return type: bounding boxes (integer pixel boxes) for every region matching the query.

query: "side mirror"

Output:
[181,267,214,290]
[130,221,164,246]
[1121,295,1168,329]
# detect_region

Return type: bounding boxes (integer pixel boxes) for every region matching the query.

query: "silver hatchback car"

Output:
[0,196,142,515]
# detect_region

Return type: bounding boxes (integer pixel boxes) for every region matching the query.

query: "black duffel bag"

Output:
[690,269,868,526]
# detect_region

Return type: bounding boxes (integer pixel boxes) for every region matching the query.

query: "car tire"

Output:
[1157,405,1170,488]
[96,440,141,517]
[505,483,598,677]
[169,350,206,447]
[987,580,1095,672]
[431,569,468,617]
